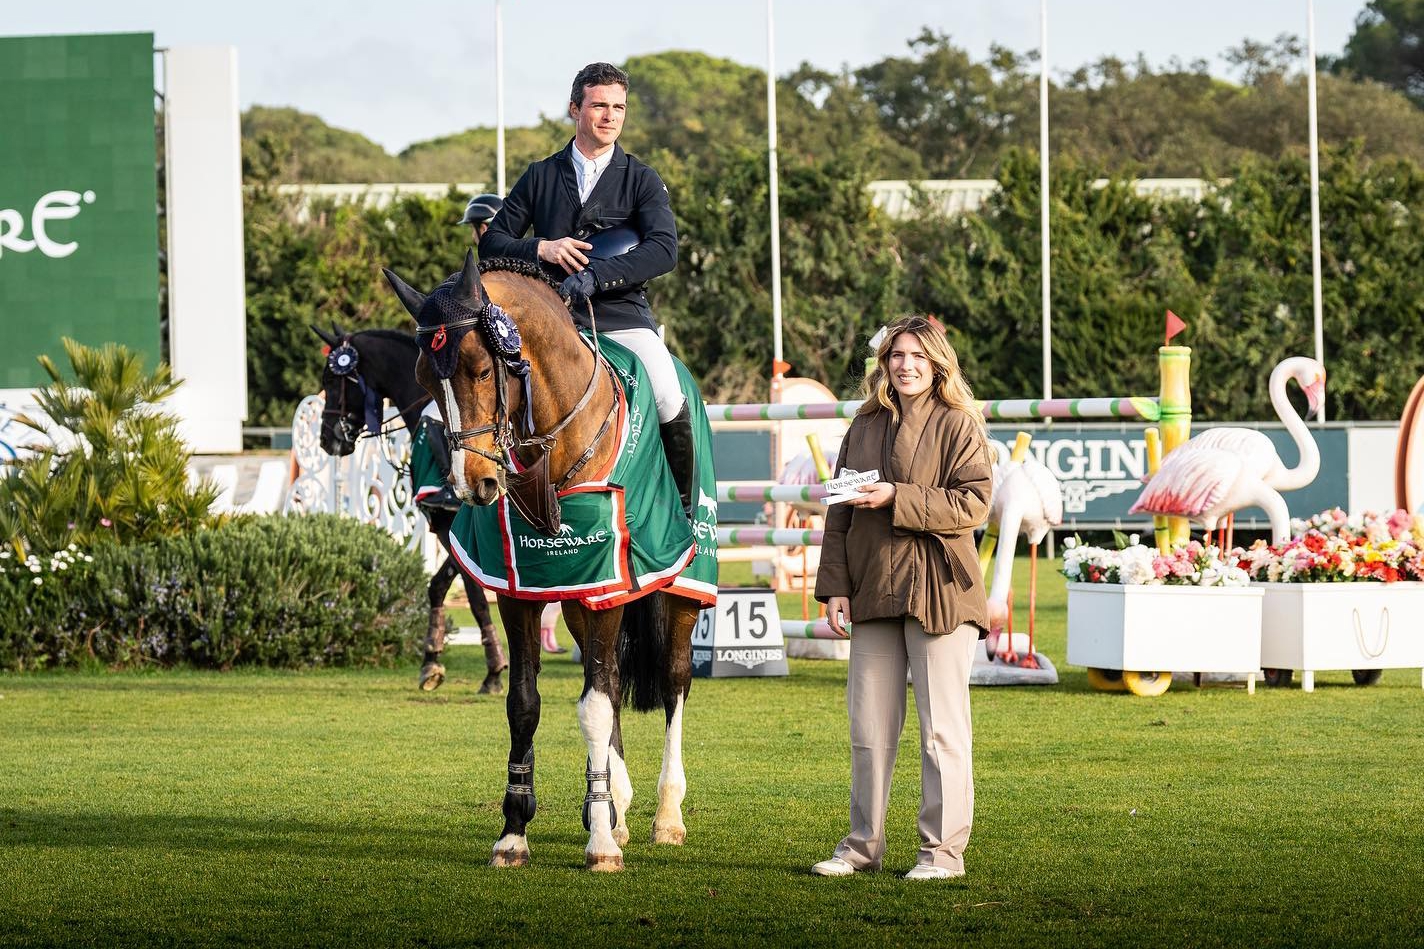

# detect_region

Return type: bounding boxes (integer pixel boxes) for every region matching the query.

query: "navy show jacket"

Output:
[478,140,678,332]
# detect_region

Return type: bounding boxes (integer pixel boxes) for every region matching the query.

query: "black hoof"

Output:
[479,673,505,695]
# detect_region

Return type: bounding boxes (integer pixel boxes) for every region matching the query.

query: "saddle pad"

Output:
[448,336,717,609]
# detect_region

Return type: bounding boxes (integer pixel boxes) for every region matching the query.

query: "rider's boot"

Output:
[658,403,696,523]
[421,417,463,512]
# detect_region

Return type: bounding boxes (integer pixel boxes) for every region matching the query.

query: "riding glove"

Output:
[560,268,597,306]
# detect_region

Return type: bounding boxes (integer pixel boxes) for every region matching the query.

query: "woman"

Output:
[812,315,993,881]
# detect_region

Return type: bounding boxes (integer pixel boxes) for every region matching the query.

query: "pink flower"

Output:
[100,518,112,528]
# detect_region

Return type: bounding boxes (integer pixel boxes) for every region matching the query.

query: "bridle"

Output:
[321,336,430,446]
[416,299,619,493]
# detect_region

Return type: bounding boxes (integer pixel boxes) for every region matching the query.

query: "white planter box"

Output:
[1066,583,1264,674]
[1258,582,1424,692]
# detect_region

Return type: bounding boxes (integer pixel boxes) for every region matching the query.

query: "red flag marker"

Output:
[1165,310,1187,345]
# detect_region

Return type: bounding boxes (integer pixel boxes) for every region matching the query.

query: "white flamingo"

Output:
[1129,356,1326,544]
[983,447,1063,668]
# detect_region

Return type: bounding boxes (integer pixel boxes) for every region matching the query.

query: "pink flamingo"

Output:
[984,451,1063,667]
[1129,357,1326,544]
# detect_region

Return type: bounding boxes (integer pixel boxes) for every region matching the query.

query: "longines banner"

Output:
[0,32,159,388]
[987,424,1348,530]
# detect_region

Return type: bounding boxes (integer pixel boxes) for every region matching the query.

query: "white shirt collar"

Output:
[570,143,614,202]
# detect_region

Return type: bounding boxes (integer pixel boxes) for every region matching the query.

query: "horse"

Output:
[382,252,702,872]
[312,325,508,695]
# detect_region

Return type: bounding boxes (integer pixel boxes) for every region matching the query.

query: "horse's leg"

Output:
[575,603,627,871]
[564,604,631,848]
[491,596,542,868]
[467,577,507,695]
[419,556,458,691]
[652,597,698,845]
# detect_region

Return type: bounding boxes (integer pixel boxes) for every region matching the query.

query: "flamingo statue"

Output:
[1128,356,1326,544]
[983,434,1063,668]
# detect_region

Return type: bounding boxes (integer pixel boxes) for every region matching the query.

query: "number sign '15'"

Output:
[691,588,789,678]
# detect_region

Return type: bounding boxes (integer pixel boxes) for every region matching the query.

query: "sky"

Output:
[9,1,1367,154]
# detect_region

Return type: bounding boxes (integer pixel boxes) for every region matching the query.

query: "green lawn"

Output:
[3,560,1423,948]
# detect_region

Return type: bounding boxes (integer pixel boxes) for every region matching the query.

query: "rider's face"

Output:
[570,83,626,155]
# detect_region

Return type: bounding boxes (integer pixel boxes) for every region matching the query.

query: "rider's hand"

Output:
[560,269,597,306]
[826,596,851,638]
[538,237,593,275]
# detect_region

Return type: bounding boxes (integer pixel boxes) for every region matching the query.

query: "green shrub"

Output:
[0,514,426,671]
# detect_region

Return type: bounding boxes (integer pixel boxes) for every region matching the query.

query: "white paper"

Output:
[822,468,880,505]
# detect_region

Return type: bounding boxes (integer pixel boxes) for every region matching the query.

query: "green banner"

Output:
[0,33,159,388]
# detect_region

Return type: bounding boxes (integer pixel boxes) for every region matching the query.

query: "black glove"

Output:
[560,268,597,305]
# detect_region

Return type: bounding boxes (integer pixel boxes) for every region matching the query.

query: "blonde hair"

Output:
[859,315,990,452]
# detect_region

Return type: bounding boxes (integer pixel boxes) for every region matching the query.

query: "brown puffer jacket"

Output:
[814,399,993,636]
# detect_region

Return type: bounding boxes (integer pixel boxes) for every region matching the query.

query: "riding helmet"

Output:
[460,193,504,226]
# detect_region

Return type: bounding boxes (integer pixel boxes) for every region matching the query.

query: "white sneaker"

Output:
[903,864,965,881]
[811,857,856,877]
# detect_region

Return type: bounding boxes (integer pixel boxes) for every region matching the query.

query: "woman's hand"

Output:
[826,596,852,638]
[847,482,896,509]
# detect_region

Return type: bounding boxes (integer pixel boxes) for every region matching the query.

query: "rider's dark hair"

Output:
[570,63,629,107]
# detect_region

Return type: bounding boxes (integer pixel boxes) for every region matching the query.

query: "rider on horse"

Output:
[478,62,696,522]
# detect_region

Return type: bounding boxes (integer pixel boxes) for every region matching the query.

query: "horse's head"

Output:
[382,252,507,506]
[312,325,366,457]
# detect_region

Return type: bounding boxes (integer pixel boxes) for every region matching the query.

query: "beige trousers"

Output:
[833,617,978,872]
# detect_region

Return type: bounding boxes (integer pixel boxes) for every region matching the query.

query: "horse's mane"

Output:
[355,327,417,345]
[477,257,569,303]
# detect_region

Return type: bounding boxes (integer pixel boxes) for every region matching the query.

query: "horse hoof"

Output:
[586,853,623,872]
[490,849,529,868]
[652,825,686,846]
[419,664,446,692]
[478,674,504,696]
[613,825,630,847]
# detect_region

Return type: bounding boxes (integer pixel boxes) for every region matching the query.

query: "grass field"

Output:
[3,560,1423,948]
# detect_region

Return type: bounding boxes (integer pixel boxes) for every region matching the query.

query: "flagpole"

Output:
[1306,0,1326,422]
[1039,0,1052,402]
[495,0,506,195]
[767,0,784,386]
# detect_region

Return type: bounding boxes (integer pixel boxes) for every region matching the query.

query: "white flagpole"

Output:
[767,0,784,382]
[1040,0,1052,401]
[1306,0,1326,421]
[495,0,507,195]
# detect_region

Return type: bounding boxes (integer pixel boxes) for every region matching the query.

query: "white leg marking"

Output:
[653,693,687,844]
[491,832,529,866]
[609,745,633,847]
[577,690,623,866]
[439,379,469,497]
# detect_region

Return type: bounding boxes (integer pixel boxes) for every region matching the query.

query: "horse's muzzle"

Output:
[467,477,501,506]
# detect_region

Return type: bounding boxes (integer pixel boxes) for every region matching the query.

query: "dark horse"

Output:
[382,253,699,871]
[313,326,508,694]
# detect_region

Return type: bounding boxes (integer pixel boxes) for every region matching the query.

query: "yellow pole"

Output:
[1158,346,1192,546]
[1144,427,1170,554]
[806,432,832,482]
[979,432,1033,577]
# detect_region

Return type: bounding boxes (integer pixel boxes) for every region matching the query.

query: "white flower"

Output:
[33,577,42,586]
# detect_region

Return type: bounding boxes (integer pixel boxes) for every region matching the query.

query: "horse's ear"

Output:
[382,268,427,319]
[452,249,486,310]
[310,325,339,347]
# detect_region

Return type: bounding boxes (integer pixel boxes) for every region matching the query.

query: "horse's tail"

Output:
[617,591,668,713]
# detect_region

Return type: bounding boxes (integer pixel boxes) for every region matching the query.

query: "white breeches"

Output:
[601,327,685,423]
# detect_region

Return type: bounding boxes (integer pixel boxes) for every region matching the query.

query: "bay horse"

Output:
[382,252,699,871]
[313,326,508,694]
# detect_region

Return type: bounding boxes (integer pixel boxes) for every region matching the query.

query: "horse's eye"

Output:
[475,368,493,382]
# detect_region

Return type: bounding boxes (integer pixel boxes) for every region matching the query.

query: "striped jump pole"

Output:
[781,619,845,640]
[705,396,1160,423]
[717,527,823,547]
[717,483,831,504]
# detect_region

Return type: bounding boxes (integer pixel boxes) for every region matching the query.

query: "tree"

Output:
[1333,0,1424,106]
